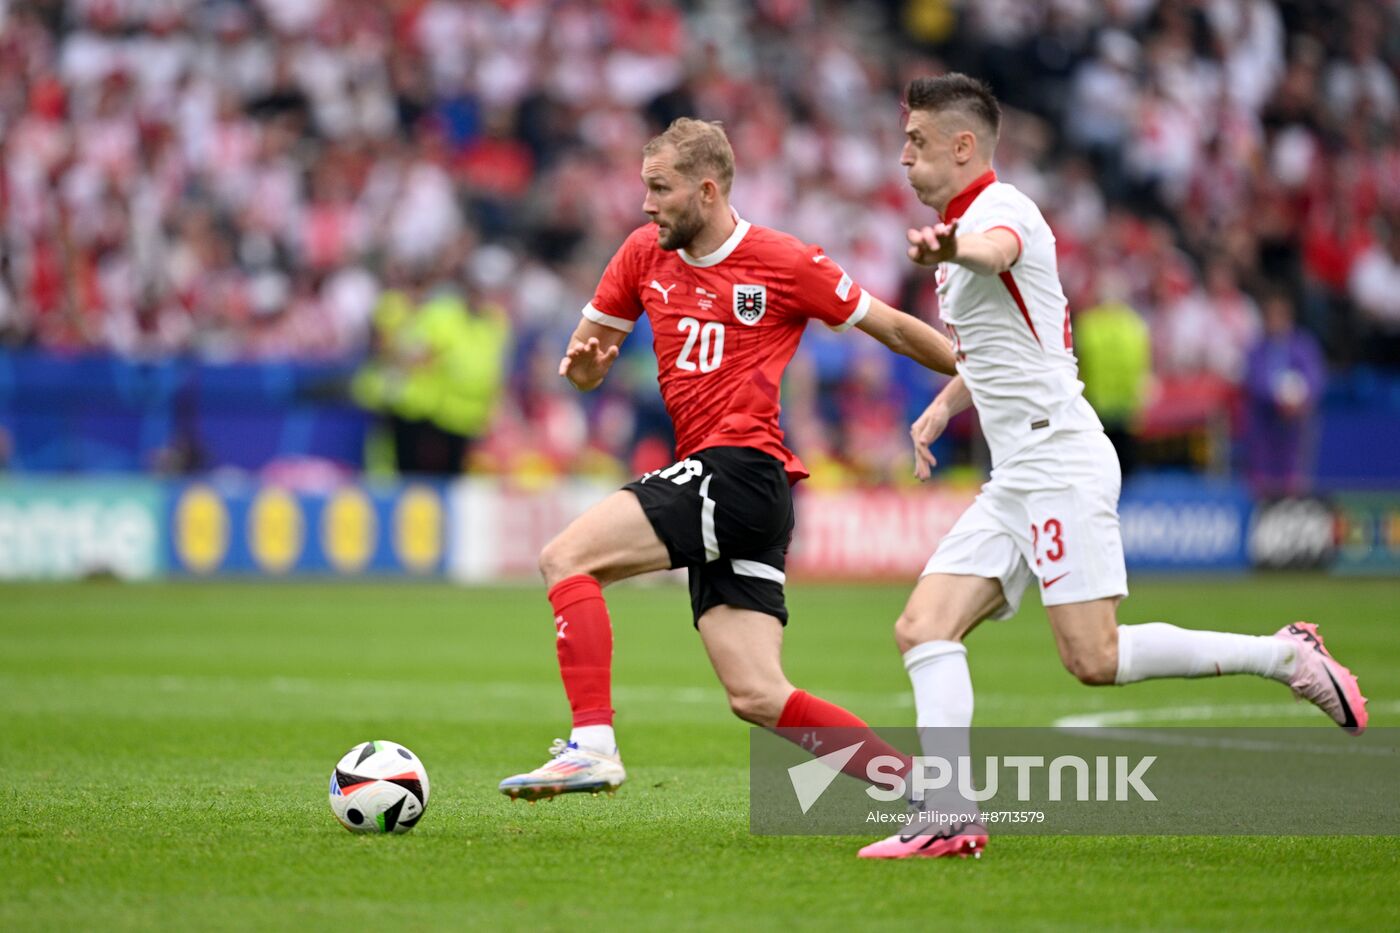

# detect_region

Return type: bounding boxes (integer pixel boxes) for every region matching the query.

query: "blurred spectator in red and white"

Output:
[1153,257,1260,383]
[1,0,1399,482]
[1348,216,1400,364]
[1301,199,1372,362]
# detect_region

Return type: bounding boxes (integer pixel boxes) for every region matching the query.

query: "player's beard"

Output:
[656,199,706,252]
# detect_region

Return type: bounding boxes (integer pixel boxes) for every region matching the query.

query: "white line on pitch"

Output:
[1053,700,1400,728]
[1051,701,1400,757]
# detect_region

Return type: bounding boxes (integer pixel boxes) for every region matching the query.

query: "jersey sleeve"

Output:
[791,244,872,332]
[966,189,1030,266]
[582,233,645,333]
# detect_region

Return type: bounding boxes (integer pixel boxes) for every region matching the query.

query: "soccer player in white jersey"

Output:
[858,74,1369,860]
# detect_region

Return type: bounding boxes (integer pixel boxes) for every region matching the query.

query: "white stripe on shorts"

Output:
[731,559,785,584]
[699,473,719,562]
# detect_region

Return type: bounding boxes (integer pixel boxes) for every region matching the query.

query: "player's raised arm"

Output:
[854,296,957,376]
[559,317,628,391]
[906,224,1020,276]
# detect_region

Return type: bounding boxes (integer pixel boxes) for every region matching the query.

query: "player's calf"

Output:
[1046,599,1120,685]
[725,685,790,728]
[1060,645,1118,686]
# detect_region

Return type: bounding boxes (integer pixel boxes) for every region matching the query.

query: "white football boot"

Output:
[498,739,626,801]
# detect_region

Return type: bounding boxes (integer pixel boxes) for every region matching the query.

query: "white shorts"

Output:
[922,430,1128,620]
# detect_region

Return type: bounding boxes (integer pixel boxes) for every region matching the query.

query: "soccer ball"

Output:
[328,740,430,834]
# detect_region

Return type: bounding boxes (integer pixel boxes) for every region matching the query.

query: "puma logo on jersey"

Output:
[649,280,677,303]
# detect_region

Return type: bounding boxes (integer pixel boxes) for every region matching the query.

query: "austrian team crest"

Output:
[733,284,767,325]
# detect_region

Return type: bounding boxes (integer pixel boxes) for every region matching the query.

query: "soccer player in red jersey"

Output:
[499,118,958,800]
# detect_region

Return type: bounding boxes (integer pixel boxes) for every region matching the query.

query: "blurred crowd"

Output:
[1,0,1398,490]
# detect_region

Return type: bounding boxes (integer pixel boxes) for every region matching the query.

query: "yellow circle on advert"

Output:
[394,486,442,573]
[323,487,377,573]
[249,488,304,573]
[175,486,229,573]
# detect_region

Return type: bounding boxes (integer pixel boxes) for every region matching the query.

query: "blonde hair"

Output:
[643,118,735,195]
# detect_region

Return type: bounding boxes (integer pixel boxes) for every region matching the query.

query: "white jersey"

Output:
[935,173,1102,467]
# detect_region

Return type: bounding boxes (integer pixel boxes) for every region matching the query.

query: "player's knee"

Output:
[538,535,581,588]
[894,610,962,654]
[1064,644,1118,686]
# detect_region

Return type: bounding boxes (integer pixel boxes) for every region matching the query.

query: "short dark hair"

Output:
[904,73,1001,139]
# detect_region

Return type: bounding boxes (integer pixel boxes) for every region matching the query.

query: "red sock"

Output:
[548,574,614,727]
[777,689,911,786]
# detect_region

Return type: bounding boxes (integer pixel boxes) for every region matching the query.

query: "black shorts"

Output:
[623,446,794,626]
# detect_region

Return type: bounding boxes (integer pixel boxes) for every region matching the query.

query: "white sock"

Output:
[904,640,974,729]
[1115,623,1297,685]
[570,725,617,755]
[904,640,974,813]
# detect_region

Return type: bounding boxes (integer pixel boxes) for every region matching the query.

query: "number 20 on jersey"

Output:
[676,317,724,372]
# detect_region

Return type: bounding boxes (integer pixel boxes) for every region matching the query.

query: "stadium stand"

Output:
[1,0,1397,485]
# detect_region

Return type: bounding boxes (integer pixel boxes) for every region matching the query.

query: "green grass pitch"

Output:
[2,577,1397,931]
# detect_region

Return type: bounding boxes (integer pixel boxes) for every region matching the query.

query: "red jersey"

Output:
[583,215,871,483]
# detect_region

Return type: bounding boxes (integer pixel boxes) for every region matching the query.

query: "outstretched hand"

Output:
[559,336,620,388]
[907,222,959,266]
[910,401,951,481]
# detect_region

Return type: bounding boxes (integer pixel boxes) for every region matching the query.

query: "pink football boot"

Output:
[1275,622,1368,735]
[858,818,988,860]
